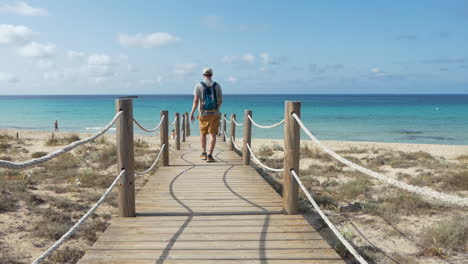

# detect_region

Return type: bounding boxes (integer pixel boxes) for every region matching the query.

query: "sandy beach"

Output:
[1,128,467,263]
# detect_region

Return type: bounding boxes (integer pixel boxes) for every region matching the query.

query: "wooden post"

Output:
[116,98,135,217]
[185,112,191,137]
[229,114,236,151]
[175,113,181,150]
[182,114,186,142]
[283,101,301,215]
[222,113,227,142]
[242,110,252,165]
[160,110,169,166]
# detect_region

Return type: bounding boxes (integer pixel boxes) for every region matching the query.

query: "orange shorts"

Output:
[198,114,220,135]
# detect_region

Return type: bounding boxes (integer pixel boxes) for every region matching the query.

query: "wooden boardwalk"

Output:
[78,137,344,264]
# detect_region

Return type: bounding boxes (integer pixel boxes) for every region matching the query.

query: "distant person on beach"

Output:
[171,129,175,140]
[54,120,58,132]
[190,68,223,162]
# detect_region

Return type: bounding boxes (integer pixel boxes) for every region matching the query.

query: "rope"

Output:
[292,113,468,207]
[223,116,230,123]
[231,136,242,152]
[233,119,243,127]
[246,143,284,172]
[291,169,368,264]
[169,116,178,126]
[135,145,165,175]
[0,112,122,169]
[248,115,285,129]
[133,115,166,132]
[32,169,126,264]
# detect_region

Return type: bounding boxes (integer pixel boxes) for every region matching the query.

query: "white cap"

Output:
[202,68,213,75]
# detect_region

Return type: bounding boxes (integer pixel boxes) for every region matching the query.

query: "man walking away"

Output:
[190,68,223,162]
[54,120,59,132]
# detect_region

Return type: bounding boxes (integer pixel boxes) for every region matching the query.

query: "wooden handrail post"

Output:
[160,110,169,166]
[242,110,252,165]
[229,114,236,151]
[283,101,301,215]
[185,112,190,137]
[116,98,135,217]
[222,113,227,142]
[182,114,186,142]
[175,113,181,150]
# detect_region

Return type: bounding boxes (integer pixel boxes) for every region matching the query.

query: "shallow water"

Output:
[1,94,467,145]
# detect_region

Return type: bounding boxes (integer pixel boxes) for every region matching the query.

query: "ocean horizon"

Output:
[1,94,468,145]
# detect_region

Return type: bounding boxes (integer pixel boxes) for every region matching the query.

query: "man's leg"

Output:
[200,133,207,153]
[208,133,216,155]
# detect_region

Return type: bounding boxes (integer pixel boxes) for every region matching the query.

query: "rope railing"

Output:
[223,116,230,123]
[169,116,178,126]
[290,169,368,264]
[32,169,126,264]
[231,136,242,152]
[233,119,243,127]
[135,145,165,175]
[291,113,468,207]
[246,143,284,172]
[0,112,122,169]
[133,115,166,132]
[248,115,285,129]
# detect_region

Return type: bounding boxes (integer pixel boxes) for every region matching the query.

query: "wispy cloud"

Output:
[174,63,197,76]
[17,42,55,58]
[310,64,344,74]
[422,56,468,64]
[67,50,85,59]
[0,71,19,83]
[201,15,268,32]
[118,32,180,48]
[222,53,281,65]
[0,2,48,16]
[0,24,33,45]
[87,54,113,65]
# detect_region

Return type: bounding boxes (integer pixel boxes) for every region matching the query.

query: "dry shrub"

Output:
[336,147,368,154]
[34,209,73,240]
[80,219,109,243]
[365,151,440,169]
[93,144,117,169]
[45,246,84,264]
[366,192,437,222]
[50,197,87,212]
[135,138,149,148]
[336,178,372,199]
[301,145,332,161]
[420,216,467,256]
[77,170,115,188]
[257,145,274,157]
[46,134,81,146]
[31,151,48,158]
[455,155,468,162]
[41,153,80,182]
[441,170,468,191]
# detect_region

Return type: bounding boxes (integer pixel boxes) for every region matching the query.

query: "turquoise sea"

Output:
[1,95,467,145]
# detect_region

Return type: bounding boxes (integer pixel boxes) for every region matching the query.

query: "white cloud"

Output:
[259,53,272,64]
[371,67,382,74]
[227,76,237,83]
[87,54,112,65]
[0,24,33,45]
[0,2,48,16]
[67,50,85,59]
[17,42,55,57]
[241,53,256,64]
[37,59,54,70]
[201,15,269,32]
[174,63,197,76]
[0,72,19,83]
[222,53,256,64]
[81,64,113,77]
[118,32,180,48]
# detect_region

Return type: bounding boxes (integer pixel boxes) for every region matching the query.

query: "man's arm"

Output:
[190,94,199,123]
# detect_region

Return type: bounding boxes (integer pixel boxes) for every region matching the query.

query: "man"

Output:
[54,120,59,132]
[190,68,223,162]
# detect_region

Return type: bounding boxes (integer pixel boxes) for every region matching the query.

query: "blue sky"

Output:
[0,0,467,94]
